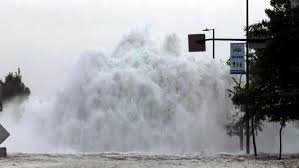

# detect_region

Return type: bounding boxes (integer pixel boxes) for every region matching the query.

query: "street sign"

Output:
[0,85,9,152]
[230,43,246,74]
[0,85,2,112]
[188,34,206,52]
[0,124,9,145]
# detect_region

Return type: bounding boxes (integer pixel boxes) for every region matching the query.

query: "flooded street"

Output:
[1,153,299,168]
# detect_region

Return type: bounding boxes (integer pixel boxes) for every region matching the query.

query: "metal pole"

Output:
[245,0,250,154]
[202,28,215,59]
[212,29,215,59]
[203,38,268,42]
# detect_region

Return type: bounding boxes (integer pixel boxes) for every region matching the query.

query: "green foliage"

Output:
[252,1,299,124]
[225,112,263,138]
[230,0,299,128]
[259,0,299,159]
[225,113,244,137]
[226,72,264,134]
[228,0,299,156]
[0,68,31,103]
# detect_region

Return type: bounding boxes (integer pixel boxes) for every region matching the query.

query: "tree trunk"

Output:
[246,117,250,154]
[279,124,285,160]
[251,117,257,156]
[240,124,244,151]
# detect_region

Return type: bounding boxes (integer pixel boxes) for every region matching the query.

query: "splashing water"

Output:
[1,31,298,154]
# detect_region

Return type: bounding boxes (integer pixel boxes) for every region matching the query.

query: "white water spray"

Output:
[0,31,298,154]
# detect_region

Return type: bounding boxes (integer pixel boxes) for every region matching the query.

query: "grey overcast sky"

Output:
[0,0,270,98]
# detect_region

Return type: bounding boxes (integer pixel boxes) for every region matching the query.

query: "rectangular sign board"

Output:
[230,43,246,74]
[0,86,2,112]
[188,34,206,52]
[0,124,10,145]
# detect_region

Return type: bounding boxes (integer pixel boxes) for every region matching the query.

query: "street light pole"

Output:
[212,29,215,59]
[245,0,250,154]
[195,0,252,153]
[203,28,215,59]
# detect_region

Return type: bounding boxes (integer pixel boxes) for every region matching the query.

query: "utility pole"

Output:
[245,0,250,154]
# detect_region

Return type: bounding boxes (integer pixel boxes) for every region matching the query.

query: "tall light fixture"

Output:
[203,28,215,59]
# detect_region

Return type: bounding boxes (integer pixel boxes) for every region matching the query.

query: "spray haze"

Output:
[1,31,298,154]
[0,31,237,153]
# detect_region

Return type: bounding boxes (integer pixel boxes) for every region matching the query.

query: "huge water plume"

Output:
[1,31,298,154]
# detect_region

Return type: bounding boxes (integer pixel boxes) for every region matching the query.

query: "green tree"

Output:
[229,0,299,159]
[253,0,299,159]
[227,74,265,156]
[0,68,31,105]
